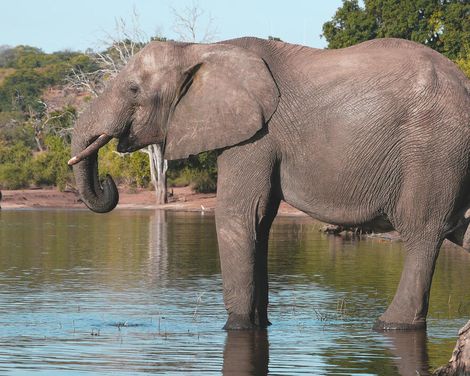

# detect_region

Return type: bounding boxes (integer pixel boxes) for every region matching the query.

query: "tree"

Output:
[322,0,377,50]
[171,1,218,43]
[142,144,167,204]
[322,0,470,63]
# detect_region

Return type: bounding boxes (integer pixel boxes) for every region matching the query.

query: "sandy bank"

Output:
[0,186,306,216]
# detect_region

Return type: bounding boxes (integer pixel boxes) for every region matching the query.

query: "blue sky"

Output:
[1,0,343,52]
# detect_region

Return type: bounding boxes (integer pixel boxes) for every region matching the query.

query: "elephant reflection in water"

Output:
[383,331,430,376]
[222,331,269,375]
[221,330,431,375]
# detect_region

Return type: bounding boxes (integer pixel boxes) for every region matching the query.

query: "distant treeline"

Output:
[0,0,468,192]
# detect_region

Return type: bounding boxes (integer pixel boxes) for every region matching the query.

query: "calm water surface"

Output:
[0,209,469,375]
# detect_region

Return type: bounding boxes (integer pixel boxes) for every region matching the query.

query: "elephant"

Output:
[69,37,470,331]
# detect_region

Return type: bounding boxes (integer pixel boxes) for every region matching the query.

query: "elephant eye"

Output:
[129,83,140,95]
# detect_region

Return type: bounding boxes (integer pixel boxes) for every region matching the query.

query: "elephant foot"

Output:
[223,314,270,330]
[373,319,427,331]
[254,311,272,328]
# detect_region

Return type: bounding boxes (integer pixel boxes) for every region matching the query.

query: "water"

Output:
[0,209,469,375]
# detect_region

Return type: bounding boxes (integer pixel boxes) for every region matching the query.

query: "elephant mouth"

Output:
[117,134,141,153]
[115,119,147,153]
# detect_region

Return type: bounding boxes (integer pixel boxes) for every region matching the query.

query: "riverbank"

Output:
[0,187,305,216]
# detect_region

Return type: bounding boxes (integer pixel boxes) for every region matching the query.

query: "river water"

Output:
[0,209,469,375]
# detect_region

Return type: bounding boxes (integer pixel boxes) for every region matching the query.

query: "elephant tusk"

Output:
[68,134,113,166]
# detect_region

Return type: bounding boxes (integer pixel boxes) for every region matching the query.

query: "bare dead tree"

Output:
[42,106,76,141]
[171,1,218,43]
[65,68,102,98]
[65,9,148,97]
[25,101,77,151]
[26,104,45,152]
[142,144,168,205]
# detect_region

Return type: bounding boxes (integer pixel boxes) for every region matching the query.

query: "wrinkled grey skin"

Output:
[72,37,470,331]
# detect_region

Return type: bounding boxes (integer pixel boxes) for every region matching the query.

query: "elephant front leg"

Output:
[216,213,272,330]
[214,139,280,330]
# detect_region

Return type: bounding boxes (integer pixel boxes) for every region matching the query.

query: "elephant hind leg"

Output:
[373,235,442,330]
[375,158,468,330]
[376,205,448,329]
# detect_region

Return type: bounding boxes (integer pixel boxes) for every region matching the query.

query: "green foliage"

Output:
[98,141,151,188]
[44,106,76,144]
[0,135,73,191]
[0,67,15,85]
[439,2,470,62]
[0,69,46,112]
[455,49,470,78]
[0,111,37,148]
[0,141,33,189]
[0,104,77,190]
[30,135,72,191]
[322,0,470,61]
[168,151,217,193]
[191,170,217,193]
[322,0,377,49]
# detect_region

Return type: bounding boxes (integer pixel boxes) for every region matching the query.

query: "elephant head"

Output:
[70,41,280,213]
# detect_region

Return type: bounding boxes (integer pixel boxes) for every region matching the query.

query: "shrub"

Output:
[30,135,71,191]
[167,151,217,193]
[0,163,31,189]
[0,141,33,189]
[98,141,151,188]
[192,170,217,193]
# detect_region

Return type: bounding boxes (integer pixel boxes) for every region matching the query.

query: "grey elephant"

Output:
[69,37,470,331]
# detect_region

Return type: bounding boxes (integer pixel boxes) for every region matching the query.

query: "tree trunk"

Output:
[146,144,168,205]
[435,320,470,376]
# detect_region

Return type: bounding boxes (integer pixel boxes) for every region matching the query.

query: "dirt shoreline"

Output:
[0,186,307,216]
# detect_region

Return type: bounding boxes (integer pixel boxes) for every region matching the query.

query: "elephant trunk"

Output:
[71,103,119,213]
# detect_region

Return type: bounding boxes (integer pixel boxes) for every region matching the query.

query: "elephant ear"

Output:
[164,43,280,160]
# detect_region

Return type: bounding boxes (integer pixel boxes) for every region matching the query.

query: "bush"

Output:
[192,170,217,193]
[0,163,31,189]
[98,141,151,188]
[0,113,37,149]
[168,151,218,193]
[0,141,33,189]
[0,135,73,191]
[30,135,71,191]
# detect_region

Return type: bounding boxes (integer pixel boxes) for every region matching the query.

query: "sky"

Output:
[1,0,343,53]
